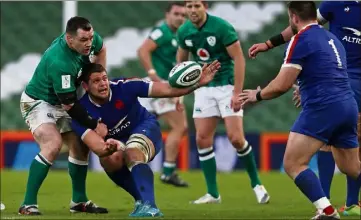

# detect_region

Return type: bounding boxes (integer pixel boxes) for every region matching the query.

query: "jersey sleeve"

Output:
[49,61,77,94]
[93,31,104,55]
[112,78,153,98]
[317,1,334,23]
[71,119,90,140]
[149,28,166,46]
[220,20,239,47]
[282,34,310,70]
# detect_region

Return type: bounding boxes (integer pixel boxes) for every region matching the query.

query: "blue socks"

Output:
[346,173,361,207]
[130,164,156,208]
[317,151,335,199]
[105,167,142,201]
[295,169,326,203]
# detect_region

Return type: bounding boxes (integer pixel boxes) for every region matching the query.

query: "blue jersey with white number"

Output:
[283,24,353,108]
[72,78,156,140]
[318,1,361,78]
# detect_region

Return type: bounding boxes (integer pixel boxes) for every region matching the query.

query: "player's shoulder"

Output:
[149,22,169,40]
[208,14,232,26]
[177,20,195,36]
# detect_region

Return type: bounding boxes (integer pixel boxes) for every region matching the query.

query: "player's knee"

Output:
[125,134,155,170]
[34,125,62,161]
[196,134,213,148]
[283,156,304,179]
[227,132,245,150]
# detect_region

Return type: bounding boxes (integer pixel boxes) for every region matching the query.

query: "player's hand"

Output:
[198,60,221,86]
[231,92,242,112]
[248,43,269,59]
[292,84,301,108]
[238,86,261,108]
[106,138,126,151]
[174,97,185,112]
[95,121,108,138]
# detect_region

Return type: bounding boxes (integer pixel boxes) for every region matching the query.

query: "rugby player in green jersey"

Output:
[19,17,109,215]
[138,2,189,187]
[176,1,270,204]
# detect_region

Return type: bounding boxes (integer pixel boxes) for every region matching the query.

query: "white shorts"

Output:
[20,91,72,134]
[138,97,176,115]
[138,77,176,115]
[193,85,244,118]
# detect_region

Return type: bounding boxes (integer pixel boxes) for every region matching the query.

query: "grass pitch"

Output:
[0,170,359,219]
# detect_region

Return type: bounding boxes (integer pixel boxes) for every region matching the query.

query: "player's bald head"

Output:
[287,1,317,22]
[66,16,92,36]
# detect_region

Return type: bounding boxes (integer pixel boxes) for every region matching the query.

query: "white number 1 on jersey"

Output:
[328,39,343,68]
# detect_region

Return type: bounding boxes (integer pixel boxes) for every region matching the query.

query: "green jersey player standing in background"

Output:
[19,17,109,215]
[176,1,270,204]
[137,2,189,187]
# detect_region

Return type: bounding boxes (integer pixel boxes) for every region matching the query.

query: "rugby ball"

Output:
[168,61,202,88]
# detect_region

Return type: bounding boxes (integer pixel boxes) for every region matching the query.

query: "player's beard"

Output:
[290,23,298,35]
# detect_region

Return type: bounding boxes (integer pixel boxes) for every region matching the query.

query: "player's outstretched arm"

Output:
[149,60,221,98]
[248,26,293,59]
[137,36,163,82]
[239,66,300,107]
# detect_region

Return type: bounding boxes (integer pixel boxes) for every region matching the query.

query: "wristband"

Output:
[256,90,263,101]
[269,34,286,48]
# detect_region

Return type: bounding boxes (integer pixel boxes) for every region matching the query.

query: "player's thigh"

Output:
[331,147,360,177]
[194,117,219,148]
[126,118,163,163]
[20,92,62,149]
[284,132,324,178]
[216,85,244,118]
[62,132,89,161]
[193,87,220,118]
[224,116,245,145]
[159,110,187,132]
[349,78,361,113]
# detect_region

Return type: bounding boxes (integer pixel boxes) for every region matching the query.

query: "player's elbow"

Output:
[137,46,148,58]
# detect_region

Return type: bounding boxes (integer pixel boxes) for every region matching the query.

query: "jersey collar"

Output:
[298,22,319,33]
[88,89,112,107]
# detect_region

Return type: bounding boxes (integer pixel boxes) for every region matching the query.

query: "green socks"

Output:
[198,147,219,198]
[163,162,176,176]
[237,141,262,188]
[23,154,52,205]
[68,157,89,203]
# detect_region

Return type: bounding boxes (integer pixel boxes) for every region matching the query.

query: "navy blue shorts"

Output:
[291,98,358,148]
[349,77,361,112]
[120,118,163,161]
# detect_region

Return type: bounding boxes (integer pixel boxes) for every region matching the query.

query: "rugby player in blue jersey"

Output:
[248,1,361,216]
[241,2,361,219]
[71,61,220,217]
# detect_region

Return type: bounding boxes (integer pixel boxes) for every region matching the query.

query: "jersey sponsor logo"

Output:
[108,115,131,136]
[185,40,193,47]
[342,27,361,45]
[207,36,216,46]
[197,48,210,61]
[61,75,71,89]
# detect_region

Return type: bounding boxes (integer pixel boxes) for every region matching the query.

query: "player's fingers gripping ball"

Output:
[168,61,202,88]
